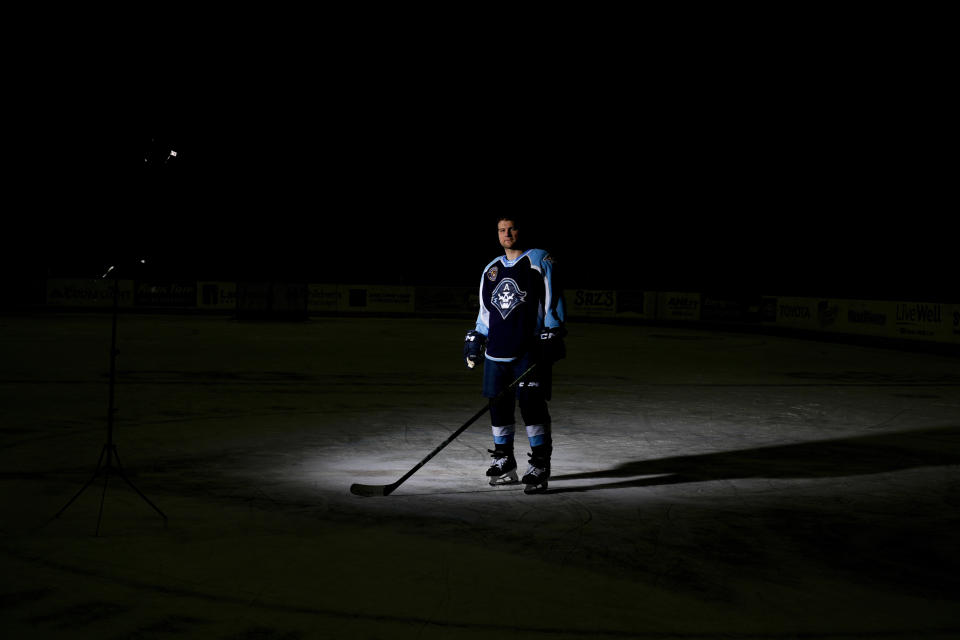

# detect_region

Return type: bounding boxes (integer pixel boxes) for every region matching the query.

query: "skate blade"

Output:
[488,469,519,486]
[523,482,548,494]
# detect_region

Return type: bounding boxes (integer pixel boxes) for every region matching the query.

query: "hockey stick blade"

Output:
[349,482,397,498]
[349,363,537,497]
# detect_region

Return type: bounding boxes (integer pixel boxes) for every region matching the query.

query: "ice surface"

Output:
[2,313,959,639]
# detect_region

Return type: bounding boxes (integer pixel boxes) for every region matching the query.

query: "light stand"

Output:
[53,263,167,535]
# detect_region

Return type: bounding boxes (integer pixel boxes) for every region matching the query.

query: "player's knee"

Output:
[489,397,515,427]
[519,400,550,427]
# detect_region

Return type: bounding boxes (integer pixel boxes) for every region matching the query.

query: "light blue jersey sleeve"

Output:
[528,249,566,331]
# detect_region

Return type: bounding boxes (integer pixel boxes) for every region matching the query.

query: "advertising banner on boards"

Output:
[197,282,237,310]
[46,278,134,307]
[308,284,415,313]
[893,301,953,343]
[569,289,616,318]
[656,292,701,322]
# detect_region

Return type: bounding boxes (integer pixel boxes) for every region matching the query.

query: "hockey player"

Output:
[463,217,566,494]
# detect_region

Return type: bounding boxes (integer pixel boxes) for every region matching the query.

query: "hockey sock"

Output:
[491,424,515,450]
[525,424,551,453]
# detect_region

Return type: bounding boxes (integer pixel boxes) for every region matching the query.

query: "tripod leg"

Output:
[95,458,112,536]
[112,446,168,524]
[53,444,108,520]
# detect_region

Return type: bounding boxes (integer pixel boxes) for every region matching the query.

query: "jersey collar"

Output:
[501,249,533,267]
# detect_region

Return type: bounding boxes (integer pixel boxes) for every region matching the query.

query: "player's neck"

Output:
[504,247,525,261]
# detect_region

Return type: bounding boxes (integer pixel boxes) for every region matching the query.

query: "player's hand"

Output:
[537,327,566,363]
[463,330,486,369]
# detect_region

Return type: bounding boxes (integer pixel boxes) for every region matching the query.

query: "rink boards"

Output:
[43,278,960,346]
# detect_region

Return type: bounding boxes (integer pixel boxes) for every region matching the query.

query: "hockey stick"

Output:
[350,363,537,497]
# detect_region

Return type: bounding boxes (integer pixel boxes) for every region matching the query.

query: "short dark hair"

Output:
[496,216,519,228]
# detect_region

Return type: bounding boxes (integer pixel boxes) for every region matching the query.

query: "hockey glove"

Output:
[537,327,566,363]
[464,330,486,369]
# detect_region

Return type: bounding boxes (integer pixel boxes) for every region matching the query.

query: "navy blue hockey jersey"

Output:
[475,249,565,362]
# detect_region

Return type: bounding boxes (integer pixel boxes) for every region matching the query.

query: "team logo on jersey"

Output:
[487,266,499,282]
[491,278,526,319]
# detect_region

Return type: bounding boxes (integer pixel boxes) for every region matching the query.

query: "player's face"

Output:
[498,220,519,251]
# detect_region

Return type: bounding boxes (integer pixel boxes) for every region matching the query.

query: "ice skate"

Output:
[486,448,518,486]
[522,453,550,494]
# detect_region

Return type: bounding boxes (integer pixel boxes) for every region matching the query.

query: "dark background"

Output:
[7,13,952,301]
